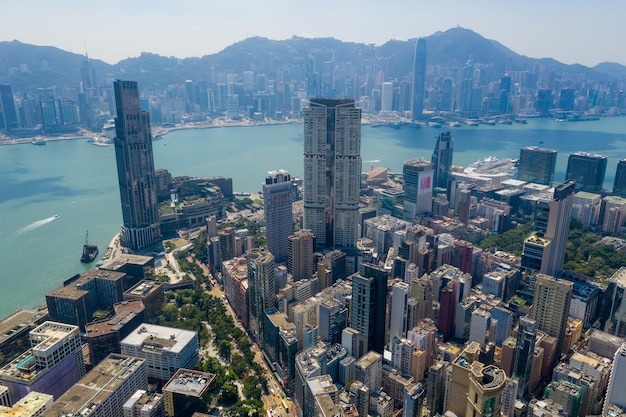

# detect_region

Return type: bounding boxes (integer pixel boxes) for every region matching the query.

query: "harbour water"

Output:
[0,118,625,318]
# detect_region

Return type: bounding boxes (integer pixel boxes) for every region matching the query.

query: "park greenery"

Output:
[158,288,267,416]
[478,219,626,281]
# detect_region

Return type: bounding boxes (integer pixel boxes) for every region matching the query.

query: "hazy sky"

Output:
[2,0,623,67]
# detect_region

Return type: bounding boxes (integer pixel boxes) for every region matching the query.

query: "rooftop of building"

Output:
[98,254,154,270]
[574,190,602,200]
[30,321,79,352]
[356,351,382,369]
[46,354,146,416]
[603,195,626,205]
[120,323,197,353]
[0,391,53,416]
[315,393,339,417]
[163,368,215,397]
[47,270,126,300]
[85,301,145,337]
[306,374,337,396]
[125,280,164,298]
[0,308,48,346]
[123,390,163,412]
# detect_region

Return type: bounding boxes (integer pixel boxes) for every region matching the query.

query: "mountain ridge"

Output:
[0,27,620,92]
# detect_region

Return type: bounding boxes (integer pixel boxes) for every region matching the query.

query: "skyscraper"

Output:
[522,180,575,277]
[512,316,537,398]
[247,248,276,342]
[263,169,293,264]
[411,38,426,120]
[431,131,454,190]
[518,146,557,186]
[603,342,626,415]
[303,98,361,252]
[531,274,573,361]
[403,158,434,221]
[288,229,314,281]
[351,264,389,356]
[0,84,18,131]
[566,151,607,192]
[613,159,626,197]
[113,80,160,250]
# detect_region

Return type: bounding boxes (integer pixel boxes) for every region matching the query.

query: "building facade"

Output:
[565,151,607,192]
[303,98,361,252]
[113,80,160,250]
[518,146,557,186]
[431,131,454,190]
[403,158,434,221]
[263,169,294,264]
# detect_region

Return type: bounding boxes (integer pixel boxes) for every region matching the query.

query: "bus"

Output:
[282,400,288,412]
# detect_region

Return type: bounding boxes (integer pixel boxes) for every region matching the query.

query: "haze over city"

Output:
[2,0,625,66]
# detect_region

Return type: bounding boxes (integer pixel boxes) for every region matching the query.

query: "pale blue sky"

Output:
[1,0,623,66]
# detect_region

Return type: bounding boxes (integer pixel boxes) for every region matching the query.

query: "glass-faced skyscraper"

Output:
[303,98,361,252]
[113,80,160,250]
[613,159,626,197]
[411,38,427,120]
[431,131,453,190]
[263,169,293,264]
[518,146,557,186]
[566,151,607,192]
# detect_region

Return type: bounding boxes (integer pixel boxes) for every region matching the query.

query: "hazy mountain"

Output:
[0,28,614,93]
[593,62,626,80]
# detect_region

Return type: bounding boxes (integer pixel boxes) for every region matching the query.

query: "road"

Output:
[193,258,295,415]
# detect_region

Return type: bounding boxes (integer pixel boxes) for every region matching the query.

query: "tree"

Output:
[219,383,239,406]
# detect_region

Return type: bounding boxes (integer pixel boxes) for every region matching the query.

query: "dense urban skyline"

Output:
[1,1,624,66]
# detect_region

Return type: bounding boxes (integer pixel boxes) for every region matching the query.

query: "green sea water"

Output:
[0,118,625,318]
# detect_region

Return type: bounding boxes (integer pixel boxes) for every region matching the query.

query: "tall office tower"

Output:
[518,146,558,186]
[512,316,537,398]
[566,151,608,192]
[0,84,18,131]
[522,180,576,277]
[411,38,426,120]
[403,158,434,221]
[531,274,573,361]
[351,264,389,356]
[604,342,626,415]
[263,169,294,264]
[303,98,361,252]
[428,361,448,415]
[388,281,410,346]
[355,351,383,393]
[381,82,394,112]
[465,364,507,417]
[288,229,314,281]
[247,248,277,342]
[431,131,454,190]
[613,159,626,197]
[113,80,160,250]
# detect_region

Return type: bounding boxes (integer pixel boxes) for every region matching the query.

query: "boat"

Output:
[80,231,98,263]
[31,138,46,146]
[53,214,60,220]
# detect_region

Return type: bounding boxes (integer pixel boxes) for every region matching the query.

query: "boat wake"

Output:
[12,215,60,236]
[363,159,382,163]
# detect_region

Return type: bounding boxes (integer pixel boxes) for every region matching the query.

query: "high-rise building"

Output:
[613,159,626,197]
[604,342,626,415]
[0,85,18,131]
[512,316,536,398]
[263,169,293,263]
[46,354,148,417]
[388,281,410,346]
[247,248,277,341]
[431,131,454,190]
[381,82,394,112]
[566,151,607,192]
[303,98,361,252]
[522,180,576,276]
[402,382,425,417]
[403,158,434,221]
[120,323,199,381]
[113,80,160,250]
[288,229,314,281]
[531,274,573,361]
[411,39,427,120]
[351,264,389,356]
[518,146,557,186]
